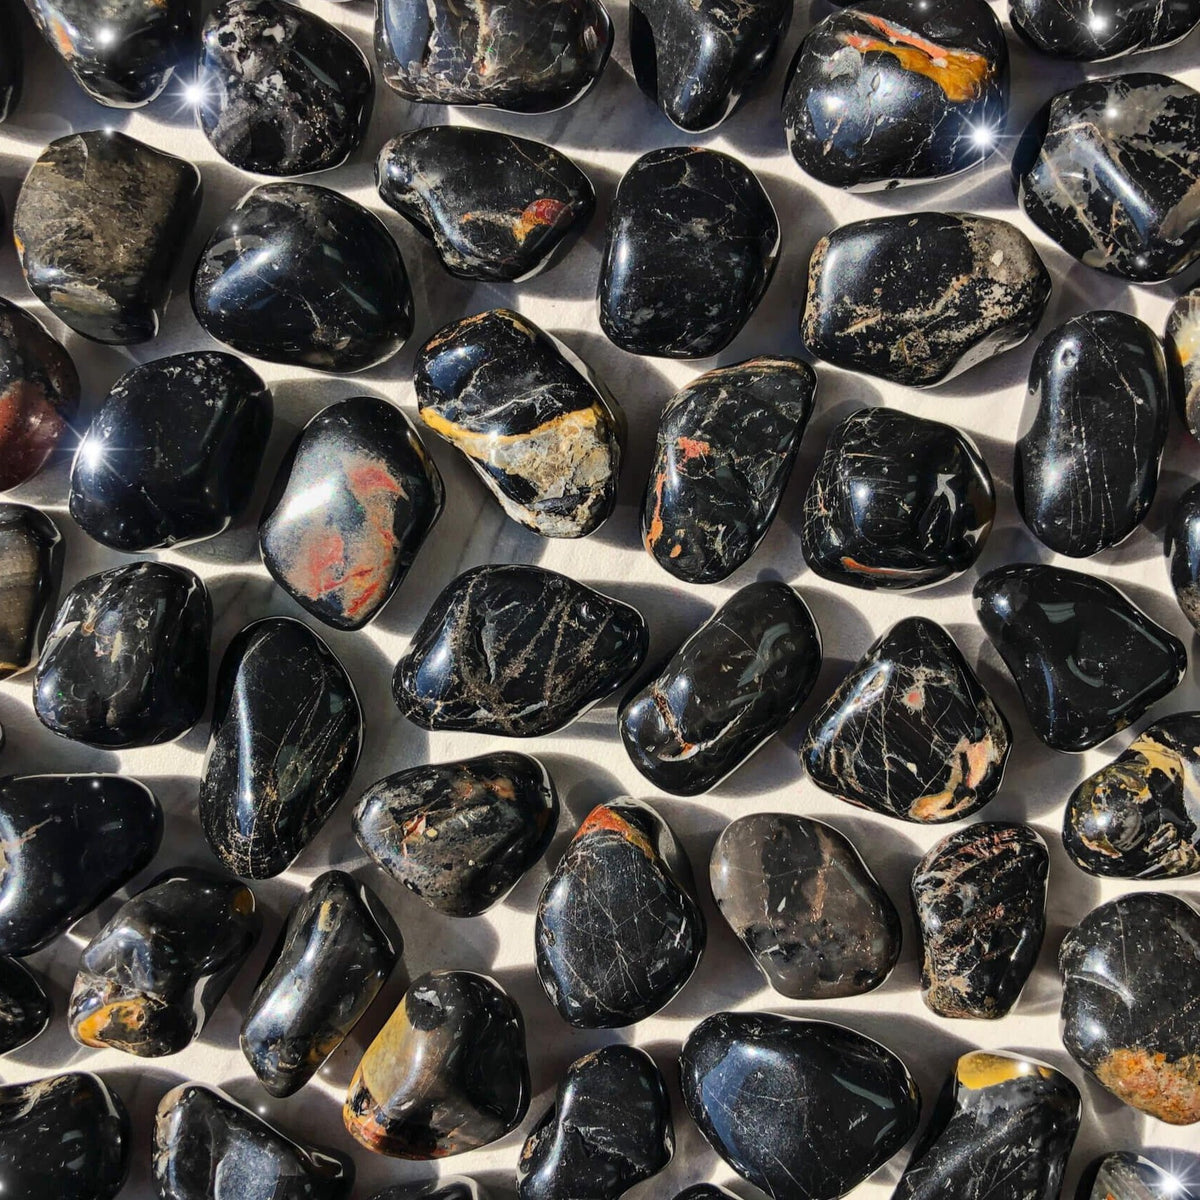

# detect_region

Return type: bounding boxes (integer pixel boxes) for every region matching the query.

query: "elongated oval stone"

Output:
[1168,287,1200,439]
[0,502,61,680]
[974,563,1187,752]
[619,580,822,795]
[0,774,162,957]
[641,356,815,583]
[680,1012,920,1200]
[1015,311,1169,557]
[1059,891,1200,1124]
[344,970,530,1158]
[1079,1153,1200,1200]
[353,753,559,917]
[536,798,705,1027]
[0,957,50,1053]
[259,397,443,630]
[1011,0,1200,58]
[394,564,647,736]
[518,1045,673,1200]
[69,867,261,1057]
[1168,482,1200,632]
[414,309,623,538]
[200,617,362,879]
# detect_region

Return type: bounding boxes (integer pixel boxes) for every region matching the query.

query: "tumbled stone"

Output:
[34,562,211,748]
[200,617,362,879]
[599,147,779,358]
[69,867,261,1057]
[0,3,21,122]
[1011,0,1200,60]
[974,563,1187,752]
[620,580,822,794]
[344,970,530,1158]
[518,1045,673,1200]
[354,753,559,917]
[893,1051,1081,1200]
[641,356,815,583]
[1016,73,1200,282]
[803,212,1050,386]
[680,1012,920,1200]
[536,798,704,1027]
[369,1181,490,1200]
[197,0,372,176]
[1079,1153,1200,1200]
[377,127,594,281]
[0,502,61,680]
[14,131,202,344]
[393,564,647,736]
[1168,483,1200,632]
[414,309,622,538]
[0,774,162,957]
[192,183,413,372]
[0,957,50,1053]
[260,397,443,630]
[1016,311,1169,557]
[673,1188,739,1200]
[1167,286,1200,439]
[782,0,1008,190]
[1059,891,1200,1124]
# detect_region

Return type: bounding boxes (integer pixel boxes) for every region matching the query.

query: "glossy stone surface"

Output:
[369,1180,491,1200]
[1078,1153,1200,1200]
[14,131,202,344]
[912,823,1048,1020]
[620,580,822,794]
[536,798,705,1027]
[518,1045,673,1200]
[377,127,594,281]
[260,397,443,630]
[393,564,647,737]
[629,0,791,131]
[1168,482,1200,632]
[200,617,362,879]
[893,1051,1081,1200]
[974,563,1188,752]
[1016,73,1200,282]
[354,753,559,917]
[154,1083,354,1200]
[376,0,612,111]
[801,408,994,591]
[782,0,1008,190]
[198,0,372,176]
[0,502,61,679]
[1059,891,1200,1124]
[0,1072,129,1200]
[710,813,900,999]
[0,299,79,492]
[680,1012,920,1200]
[803,212,1050,386]
[192,183,413,372]
[414,309,623,538]
[1011,0,1200,60]
[641,356,815,583]
[344,969,530,1158]
[1016,311,1169,557]
[1167,287,1200,439]
[0,3,21,122]
[34,562,211,748]
[599,147,779,358]
[69,867,261,1057]
[0,957,50,1053]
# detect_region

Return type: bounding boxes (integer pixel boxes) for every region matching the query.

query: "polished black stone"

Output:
[1078,1153,1200,1200]
[1059,891,1200,1124]
[620,580,822,794]
[0,2,21,121]
[680,1012,920,1200]
[0,774,162,957]
[1015,73,1200,282]
[801,408,994,590]
[974,563,1187,752]
[803,212,1050,385]
[641,356,815,583]
[782,0,1008,190]
[154,1083,354,1200]
[369,1180,492,1200]
[260,397,443,630]
[1168,287,1200,439]
[69,867,261,1057]
[599,147,779,358]
[201,617,362,879]
[0,957,50,1053]
[518,1045,673,1200]
[34,562,211,748]
[1168,482,1200,632]
[536,798,705,1027]
[394,564,647,737]
[1011,0,1200,59]
[198,0,372,176]
[192,183,413,372]
[377,127,594,281]
[414,309,623,538]
[354,753,559,917]
[1016,311,1169,557]
[0,502,61,680]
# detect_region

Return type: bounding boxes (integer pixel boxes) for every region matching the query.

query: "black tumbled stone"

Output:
[0,957,50,1053]
[1010,0,1200,60]
[1168,482,1200,632]
[0,502,61,680]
